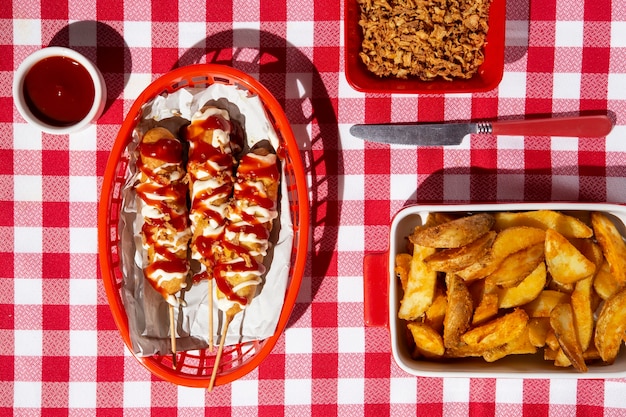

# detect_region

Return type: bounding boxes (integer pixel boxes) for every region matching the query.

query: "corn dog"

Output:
[214,143,280,317]
[135,127,191,306]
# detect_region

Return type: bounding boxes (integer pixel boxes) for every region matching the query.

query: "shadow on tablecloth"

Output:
[174,29,342,328]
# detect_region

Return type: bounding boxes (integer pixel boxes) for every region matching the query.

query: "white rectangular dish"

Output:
[364,202,626,378]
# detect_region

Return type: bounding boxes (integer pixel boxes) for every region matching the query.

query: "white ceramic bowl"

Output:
[13,46,106,134]
[365,202,626,379]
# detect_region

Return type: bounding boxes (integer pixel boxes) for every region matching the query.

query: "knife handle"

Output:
[490,115,613,138]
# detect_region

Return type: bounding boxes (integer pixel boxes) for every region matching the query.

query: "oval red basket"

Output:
[98,64,309,388]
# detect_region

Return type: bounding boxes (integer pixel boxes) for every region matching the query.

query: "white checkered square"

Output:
[337,226,364,251]
[443,377,470,402]
[608,73,626,100]
[14,227,42,253]
[69,128,98,151]
[551,175,579,200]
[287,21,314,47]
[13,20,41,45]
[69,176,98,202]
[286,73,312,99]
[338,327,365,353]
[13,124,42,150]
[69,279,97,305]
[551,136,579,151]
[178,22,206,49]
[14,278,42,304]
[285,379,312,405]
[284,327,312,354]
[549,378,578,405]
[341,175,365,201]
[232,22,261,45]
[14,176,42,202]
[506,20,530,47]
[177,385,206,407]
[444,174,471,200]
[390,174,417,201]
[607,177,626,203]
[69,227,98,253]
[340,74,367,99]
[611,21,626,47]
[553,73,581,99]
[496,378,523,403]
[337,378,365,404]
[555,21,584,47]
[337,276,363,303]
[497,174,525,200]
[70,330,98,356]
[14,382,42,407]
[390,378,417,404]
[604,381,626,408]
[499,72,527,98]
[15,330,42,356]
[69,382,97,408]
[124,381,152,407]
[231,380,259,406]
[69,20,97,46]
[123,21,152,47]
[124,72,152,100]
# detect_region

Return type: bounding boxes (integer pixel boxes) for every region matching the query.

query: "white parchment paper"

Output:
[119,83,293,356]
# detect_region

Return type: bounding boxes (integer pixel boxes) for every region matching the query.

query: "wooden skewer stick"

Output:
[169,304,177,369]
[208,279,214,353]
[208,312,234,391]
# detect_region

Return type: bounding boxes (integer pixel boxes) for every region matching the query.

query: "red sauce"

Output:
[23,56,95,127]
[138,138,183,164]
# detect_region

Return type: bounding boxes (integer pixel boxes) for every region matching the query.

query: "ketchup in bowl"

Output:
[23,56,95,127]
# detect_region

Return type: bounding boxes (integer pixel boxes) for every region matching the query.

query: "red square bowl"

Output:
[344,0,506,94]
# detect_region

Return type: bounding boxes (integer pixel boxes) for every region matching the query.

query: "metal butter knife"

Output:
[349,115,613,146]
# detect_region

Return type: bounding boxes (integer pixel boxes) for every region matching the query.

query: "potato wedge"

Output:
[407,322,445,358]
[594,260,620,300]
[498,262,547,309]
[409,213,495,249]
[395,253,412,291]
[522,290,570,318]
[494,210,593,238]
[482,326,536,362]
[398,244,438,321]
[424,231,496,272]
[487,243,545,288]
[456,226,546,282]
[594,286,626,364]
[545,228,596,285]
[550,303,587,372]
[443,274,473,349]
[472,292,499,325]
[461,308,529,352]
[571,275,594,351]
[528,317,551,348]
[591,212,626,289]
[424,288,448,333]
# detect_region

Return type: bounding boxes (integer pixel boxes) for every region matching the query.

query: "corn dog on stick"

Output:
[135,127,191,366]
[135,127,191,305]
[185,106,240,350]
[214,143,280,318]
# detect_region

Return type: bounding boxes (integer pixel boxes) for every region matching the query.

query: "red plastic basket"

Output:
[98,64,309,388]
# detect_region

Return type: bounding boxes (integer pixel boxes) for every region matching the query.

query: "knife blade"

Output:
[349,115,613,146]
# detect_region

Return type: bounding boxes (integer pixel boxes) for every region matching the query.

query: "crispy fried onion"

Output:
[357,0,491,80]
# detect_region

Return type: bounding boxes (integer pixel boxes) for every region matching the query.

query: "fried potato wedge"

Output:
[443,274,473,349]
[472,292,499,325]
[456,226,546,282]
[395,253,412,291]
[591,212,626,290]
[407,322,445,358]
[550,303,587,372]
[595,287,626,364]
[594,260,620,300]
[487,243,545,288]
[494,210,593,239]
[522,290,570,318]
[409,213,495,249]
[482,326,536,362]
[545,229,596,285]
[461,308,529,352]
[528,317,551,348]
[424,288,447,333]
[571,275,594,351]
[424,231,496,272]
[498,262,547,309]
[398,244,438,321]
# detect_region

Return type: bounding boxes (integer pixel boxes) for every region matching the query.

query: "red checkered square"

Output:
[313,46,340,73]
[42,254,70,279]
[42,356,69,381]
[96,356,124,382]
[364,200,389,226]
[585,0,611,21]
[42,305,69,330]
[0,202,13,226]
[417,97,445,121]
[311,303,337,327]
[42,202,68,228]
[311,353,337,379]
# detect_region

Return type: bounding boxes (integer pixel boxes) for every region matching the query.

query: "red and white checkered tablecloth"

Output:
[3,0,626,415]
